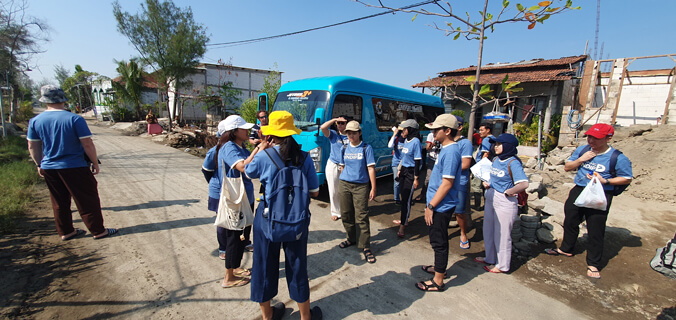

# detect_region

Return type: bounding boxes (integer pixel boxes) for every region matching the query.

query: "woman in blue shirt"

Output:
[245,111,322,320]
[337,121,377,264]
[215,115,263,288]
[388,125,406,204]
[475,134,529,273]
[393,119,422,238]
[320,115,349,221]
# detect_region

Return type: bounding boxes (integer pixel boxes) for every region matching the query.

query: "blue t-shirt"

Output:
[339,142,376,184]
[27,110,92,169]
[391,135,405,167]
[400,137,422,168]
[328,129,348,165]
[567,145,632,191]
[202,146,221,200]
[476,134,495,163]
[218,141,254,205]
[426,142,462,213]
[489,156,528,194]
[457,137,473,187]
[245,146,320,198]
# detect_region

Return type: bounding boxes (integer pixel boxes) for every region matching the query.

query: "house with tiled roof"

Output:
[413,55,587,134]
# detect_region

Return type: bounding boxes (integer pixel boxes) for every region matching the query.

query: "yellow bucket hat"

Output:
[261,111,301,137]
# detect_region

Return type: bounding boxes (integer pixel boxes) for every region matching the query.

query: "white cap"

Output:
[218,115,254,136]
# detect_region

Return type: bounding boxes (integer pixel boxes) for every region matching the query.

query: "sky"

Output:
[21,0,676,91]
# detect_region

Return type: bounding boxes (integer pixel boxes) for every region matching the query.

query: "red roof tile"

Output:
[413,55,587,88]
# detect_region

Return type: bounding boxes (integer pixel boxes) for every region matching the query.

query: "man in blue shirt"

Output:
[545,123,632,280]
[27,85,116,240]
[416,114,462,292]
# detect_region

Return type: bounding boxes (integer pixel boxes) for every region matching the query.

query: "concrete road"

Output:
[59,122,587,319]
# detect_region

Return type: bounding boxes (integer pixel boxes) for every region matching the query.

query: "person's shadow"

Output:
[311,266,425,319]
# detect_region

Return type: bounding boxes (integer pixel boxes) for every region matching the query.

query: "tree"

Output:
[61,64,97,111]
[111,59,146,120]
[53,64,70,87]
[0,0,48,125]
[113,0,209,120]
[356,0,579,137]
[237,67,281,124]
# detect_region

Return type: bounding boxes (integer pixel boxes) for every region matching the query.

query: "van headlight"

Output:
[308,147,322,172]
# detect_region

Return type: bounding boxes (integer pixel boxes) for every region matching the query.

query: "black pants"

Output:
[428,209,454,273]
[224,202,254,269]
[399,166,416,225]
[560,185,614,269]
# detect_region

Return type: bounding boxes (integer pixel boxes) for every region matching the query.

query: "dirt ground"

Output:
[1,121,675,319]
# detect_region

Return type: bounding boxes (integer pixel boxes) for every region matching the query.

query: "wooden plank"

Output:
[611,59,627,124]
[662,67,676,125]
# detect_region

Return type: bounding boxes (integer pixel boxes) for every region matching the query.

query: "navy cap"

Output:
[489,133,519,146]
[454,115,464,126]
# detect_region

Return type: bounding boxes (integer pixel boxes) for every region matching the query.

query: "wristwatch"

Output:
[427,203,435,210]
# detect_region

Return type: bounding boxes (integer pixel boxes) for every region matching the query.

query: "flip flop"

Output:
[421,265,449,279]
[483,265,503,273]
[221,277,250,288]
[473,257,490,265]
[392,219,402,226]
[93,228,118,240]
[587,267,601,279]
[460,239,470,249]
[61,229,86,241]
[397,231,405,238]
[415,278,445,292]
[235,268,251,277]
[544,248,573,257]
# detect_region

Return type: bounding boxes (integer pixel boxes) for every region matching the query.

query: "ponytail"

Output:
[214,130,237,166]
[277,136,303,166]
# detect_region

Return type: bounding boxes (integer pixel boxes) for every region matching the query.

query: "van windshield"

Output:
[272,90,330,131]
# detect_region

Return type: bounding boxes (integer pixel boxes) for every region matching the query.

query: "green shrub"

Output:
[15,101,35,122]
[0,137,40,234]
[513,114,562,153]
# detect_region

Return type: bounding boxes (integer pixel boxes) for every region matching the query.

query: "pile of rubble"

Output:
[110,118,207,149]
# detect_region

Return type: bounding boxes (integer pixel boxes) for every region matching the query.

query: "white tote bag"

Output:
[574,175,608,211]
[215,160,254,230]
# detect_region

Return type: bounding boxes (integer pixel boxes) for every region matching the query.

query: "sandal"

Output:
[459,238,470,250]
[363,249,376,264]
[415,278,445,292]
[421,265,449,279]
[483,265,503,274]
[93,228,118,240]
[338,240,355,249]
[544,248,573,257]
[61,229,86,241]
[235,268,251,277]
[221,277,250,288]
[473,257,490,265]
[587,267,601,279]
[393,219,402,226]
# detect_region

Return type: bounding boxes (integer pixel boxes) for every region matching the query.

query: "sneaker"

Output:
[310,306,323,320]
[245,244,253,252]
[218,251,226,260]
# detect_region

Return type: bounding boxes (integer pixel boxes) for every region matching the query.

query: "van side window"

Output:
[332,94,363,121]
[372,98,444,131]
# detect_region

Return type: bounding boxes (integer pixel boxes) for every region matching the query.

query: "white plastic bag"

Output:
[470,157,493,182]
[574,175,607,211]
[215,160,254,230]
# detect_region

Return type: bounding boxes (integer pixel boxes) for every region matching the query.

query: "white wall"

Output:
[596,74,671,126]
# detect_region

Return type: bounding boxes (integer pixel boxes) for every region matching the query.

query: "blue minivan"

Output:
[259,76,445,185]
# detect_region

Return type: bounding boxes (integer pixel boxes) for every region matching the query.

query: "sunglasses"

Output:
[258,115,268,119]
[336,121,347,125]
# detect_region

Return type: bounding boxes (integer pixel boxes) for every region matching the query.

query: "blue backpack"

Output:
[580,145,628,196]
[261,148,311,242]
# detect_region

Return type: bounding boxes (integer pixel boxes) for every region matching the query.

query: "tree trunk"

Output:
[466,0,490,139]
[8,85,16,123]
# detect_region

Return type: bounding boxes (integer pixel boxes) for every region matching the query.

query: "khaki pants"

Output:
[339,180,371,249]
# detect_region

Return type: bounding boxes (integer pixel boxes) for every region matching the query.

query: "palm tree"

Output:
[112,59,145,120]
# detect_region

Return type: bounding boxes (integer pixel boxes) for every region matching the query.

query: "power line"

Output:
[206,1,437,49]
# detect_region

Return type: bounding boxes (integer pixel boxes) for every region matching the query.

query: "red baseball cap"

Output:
[584,123,614,139]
